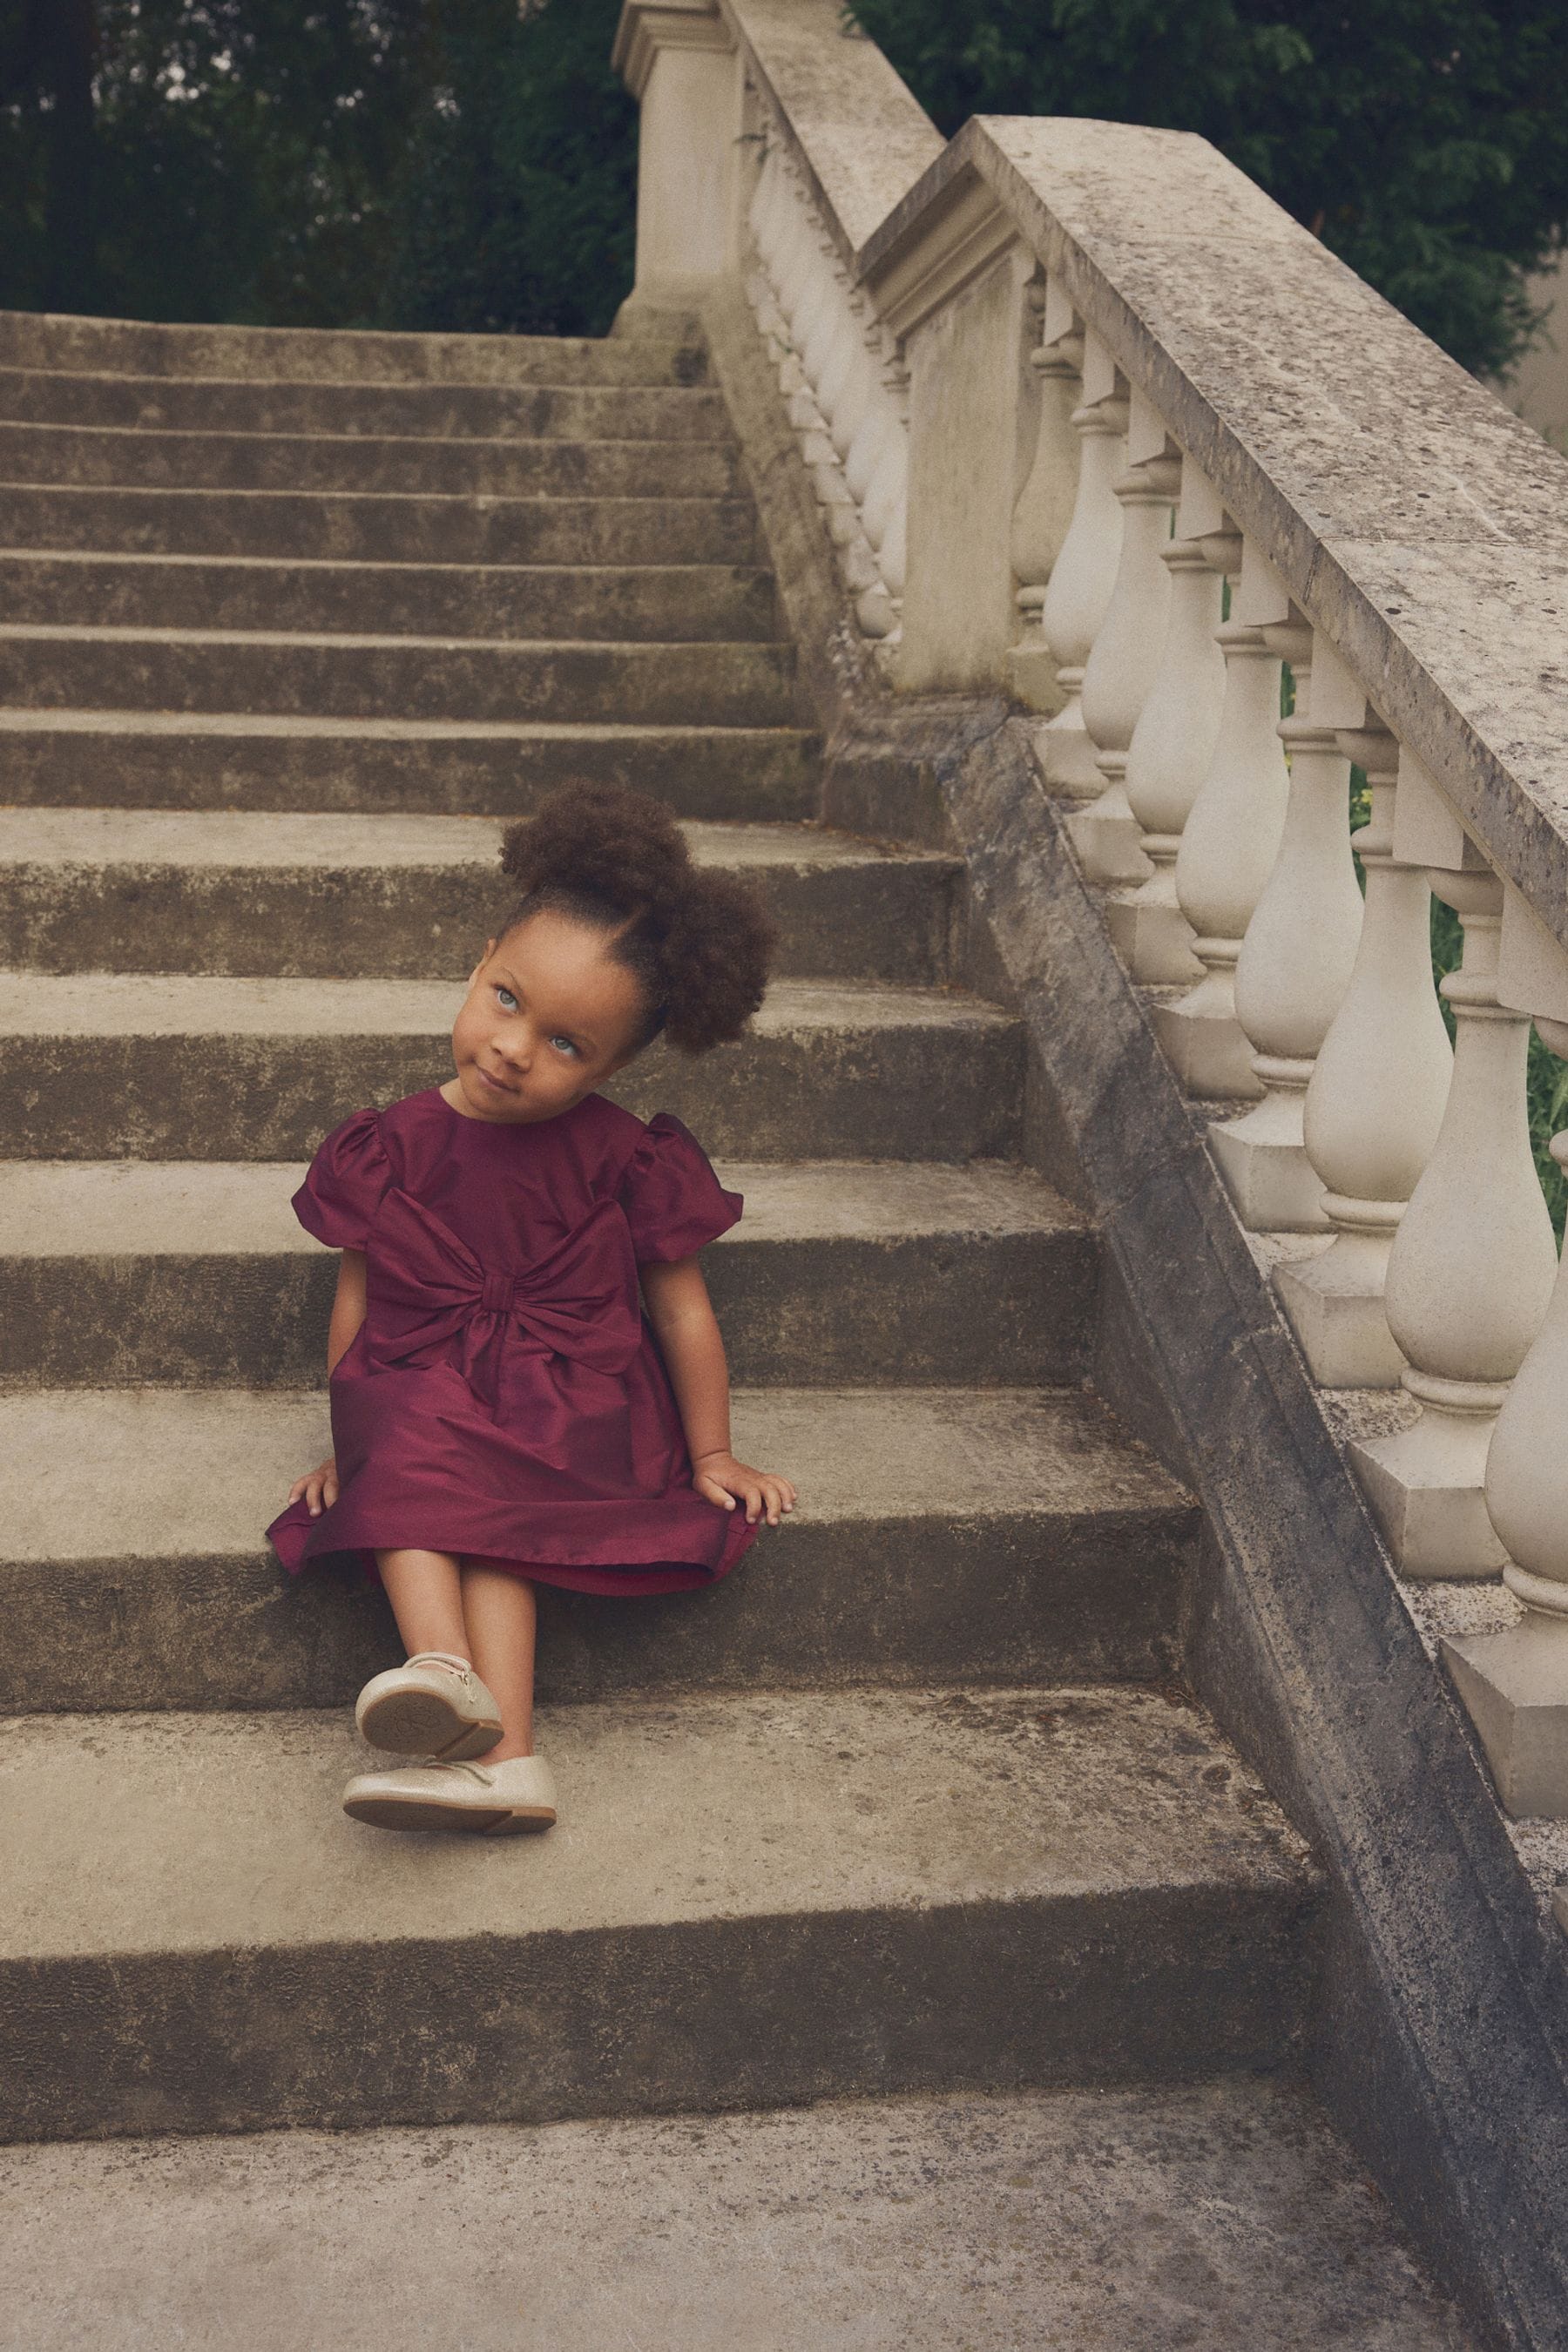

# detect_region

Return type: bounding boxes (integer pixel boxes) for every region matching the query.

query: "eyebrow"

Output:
[490,965,597,1052]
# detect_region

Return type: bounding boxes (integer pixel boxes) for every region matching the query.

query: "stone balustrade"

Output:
[614,0,1568,1820]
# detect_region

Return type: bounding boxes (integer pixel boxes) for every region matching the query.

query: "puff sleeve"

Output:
[291,1107,392,1250]
[617,1112,742,1263]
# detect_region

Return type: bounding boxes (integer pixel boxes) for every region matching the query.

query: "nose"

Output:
[492,1024,531,1072]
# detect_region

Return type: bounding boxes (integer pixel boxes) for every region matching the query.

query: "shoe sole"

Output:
[342,1793,557,1835]
[356,1686,504,1761]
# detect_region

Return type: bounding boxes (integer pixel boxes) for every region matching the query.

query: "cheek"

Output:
[451,995,485,1058]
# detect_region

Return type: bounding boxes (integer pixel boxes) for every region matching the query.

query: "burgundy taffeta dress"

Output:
[265,1086,760,1596]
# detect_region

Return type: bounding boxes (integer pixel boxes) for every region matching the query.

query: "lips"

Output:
[474,1064,517,1097]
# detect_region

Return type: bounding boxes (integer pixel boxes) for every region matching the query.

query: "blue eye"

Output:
[551,1035,580,1058]
[495,985,518,1011]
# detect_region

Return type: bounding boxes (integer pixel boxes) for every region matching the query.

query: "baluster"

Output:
[1008,277,1082,713]
[1152,522,1287,1098]
[859,341,908,639]
[817,285,875,469]
[746,150,897,643]
[1274,669,1453,1384]
[1349,758,1558,1576]
[1072,389,1180,882]
[1105,456,1229,982]
[1209,591,1362,1230]
[1444,889,1568,1814]
[1034,325,1125,801]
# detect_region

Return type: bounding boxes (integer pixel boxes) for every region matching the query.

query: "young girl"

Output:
[266,785,796,1837]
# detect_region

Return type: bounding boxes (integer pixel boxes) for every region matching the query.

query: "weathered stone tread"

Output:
[0,807,947,874]
[0,970,1011,1038]
[0,1386,1193,1709]
[0,711,822,820]
[0,484,761,564]
[0,550,781,642]
[0,368,734,439]
[0,310,709,383]
[1,1383,1182,1561]
[0,2079,1475,2352]
[0,1154,1075,1255]
[0,1680,1310,1952]
[0,420,745,497]
[0,1157,1093,1388]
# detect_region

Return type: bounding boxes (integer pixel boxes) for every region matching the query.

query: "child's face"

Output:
[443,911,647,1124]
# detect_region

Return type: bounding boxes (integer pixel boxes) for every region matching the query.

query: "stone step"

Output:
[0,1158,1090,1390]
[0,2079,1474,2352]
[0,626,798,727]
[0,812,956,983]
[0,550,779,643]
[0,712,821,820]
[0,483,760,563]
[0,368,733,442]
[0,1681,1316,2140]
[0,976,1022,1160]
[0,310,708,385]
[0,421,745,498]
[0,1386,1192,1713]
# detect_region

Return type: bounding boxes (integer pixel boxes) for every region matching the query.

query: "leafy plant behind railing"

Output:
[846,0,1568,381]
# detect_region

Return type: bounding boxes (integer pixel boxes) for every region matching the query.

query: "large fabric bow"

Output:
[363,1186,644,1392]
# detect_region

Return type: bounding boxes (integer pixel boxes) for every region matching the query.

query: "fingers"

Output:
[290,1458,338,1517]
[694,1466,798,1524]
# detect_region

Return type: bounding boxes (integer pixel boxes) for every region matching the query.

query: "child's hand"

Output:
[692,1450,796,1526]
[287,1456,340,1517]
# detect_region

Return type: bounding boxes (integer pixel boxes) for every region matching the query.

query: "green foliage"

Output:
[0,0,635,334]
[0,0,429,325]
[381,0,635,337]
[1424,895,1568,1236]
[845,0,1568,376]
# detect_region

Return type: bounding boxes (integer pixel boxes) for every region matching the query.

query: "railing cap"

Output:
[860,112,1568,953]
[723,0,942,260]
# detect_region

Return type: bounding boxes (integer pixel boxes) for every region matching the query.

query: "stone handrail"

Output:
[613,0,1568,1821]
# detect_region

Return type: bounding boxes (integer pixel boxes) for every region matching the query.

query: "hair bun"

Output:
[499,785,692,916]
[497,783,776,1056]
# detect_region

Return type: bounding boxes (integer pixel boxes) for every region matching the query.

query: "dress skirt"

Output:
[265,1085,760,1598]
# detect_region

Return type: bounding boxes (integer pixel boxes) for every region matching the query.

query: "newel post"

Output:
[612,1,742,306]
[895,240,1051,691]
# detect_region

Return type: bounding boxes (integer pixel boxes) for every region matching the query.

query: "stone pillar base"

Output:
[1349,1403,1505,1578]
[1064,783,1151,885]
[1005,640,1063,715]
[1274,1227,1406,1389]
[1443,1613,1568,1817]
[1105,884,1202,984]
[1209,1086,1326,1232]
[1153,994,1260,1099]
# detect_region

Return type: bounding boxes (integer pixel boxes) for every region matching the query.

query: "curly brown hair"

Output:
[497,785,776,1055]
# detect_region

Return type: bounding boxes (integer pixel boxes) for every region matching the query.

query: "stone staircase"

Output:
[0,309,1470,2344]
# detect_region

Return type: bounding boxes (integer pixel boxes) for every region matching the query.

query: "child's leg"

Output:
[458,1564,538,1760]
[375,1548,470,1659]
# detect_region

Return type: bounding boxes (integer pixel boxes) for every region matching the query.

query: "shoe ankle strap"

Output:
[405,1650,474,1677]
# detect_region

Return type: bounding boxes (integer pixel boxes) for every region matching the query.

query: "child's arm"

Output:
[286,1248,368,1517]
[640,1254,796,1527]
